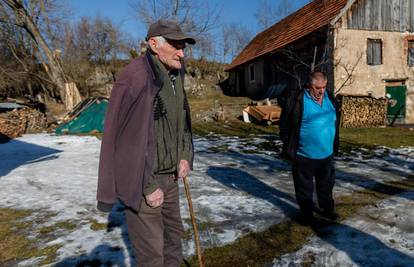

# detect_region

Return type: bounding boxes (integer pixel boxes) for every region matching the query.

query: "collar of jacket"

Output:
[297,88,338,109]
[145,51,164,94]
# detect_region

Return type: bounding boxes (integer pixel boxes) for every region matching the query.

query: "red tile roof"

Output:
[226,0,349,71]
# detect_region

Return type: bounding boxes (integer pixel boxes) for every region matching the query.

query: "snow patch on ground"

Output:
[0,134,413,266]
[272,192,414,267]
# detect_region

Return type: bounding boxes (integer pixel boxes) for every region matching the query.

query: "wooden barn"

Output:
[225,0,414,125]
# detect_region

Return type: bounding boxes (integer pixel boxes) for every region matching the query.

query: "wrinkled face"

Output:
[309,74,327,102]
[149,37,186,70]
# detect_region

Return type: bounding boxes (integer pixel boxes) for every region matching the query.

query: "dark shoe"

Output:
[322,210,339,221]
[296,212,315,226]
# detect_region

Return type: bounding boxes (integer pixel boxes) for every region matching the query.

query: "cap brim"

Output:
[163,33,196,45]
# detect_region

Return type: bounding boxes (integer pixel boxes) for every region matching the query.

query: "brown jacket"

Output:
[96,52,193,212]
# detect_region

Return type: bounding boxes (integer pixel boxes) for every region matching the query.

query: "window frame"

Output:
[407,40,414,66]
[367,38,383,66]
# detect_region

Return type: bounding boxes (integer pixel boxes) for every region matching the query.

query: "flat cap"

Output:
[146,19,196,45]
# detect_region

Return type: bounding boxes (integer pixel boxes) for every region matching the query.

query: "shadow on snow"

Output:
[207,166,298,219]
[0,137,62,177]
[312,220,414,266]
[55,203,135,267]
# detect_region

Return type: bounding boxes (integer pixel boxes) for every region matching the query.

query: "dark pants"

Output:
[292,154,335,217]
[125,174,184,267]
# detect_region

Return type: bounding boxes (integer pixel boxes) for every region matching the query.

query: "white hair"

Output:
[310,72,327,85]
[148,36,166,50]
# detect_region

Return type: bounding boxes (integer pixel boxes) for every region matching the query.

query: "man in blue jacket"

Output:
[280,71,340,224]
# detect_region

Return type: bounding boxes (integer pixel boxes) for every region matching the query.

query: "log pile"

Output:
[0,108,47,138]
[339,95,386,128]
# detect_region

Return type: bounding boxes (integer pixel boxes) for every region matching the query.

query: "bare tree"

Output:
[131,0,221,58]
[222,23,253,63]
[0,0,69,102]
[57,15,132,96]
[66,16,129,62]
[255,0,293,30]
[270,26,362,96]
[0,1,133,104]
[133,0,221,36]
[74,17,94,61]
[196,33,214,59]
[334,52,363,94]
[269,27,334,91]
[271,48,310,89]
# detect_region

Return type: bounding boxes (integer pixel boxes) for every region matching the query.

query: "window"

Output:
[408,40,414,66]
[249,64,255,82]
[367,39,382,65]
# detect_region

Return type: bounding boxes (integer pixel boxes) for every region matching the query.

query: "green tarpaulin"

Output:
[55,98,108,135]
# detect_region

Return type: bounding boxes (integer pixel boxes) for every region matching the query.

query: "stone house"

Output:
[225,0,414,124]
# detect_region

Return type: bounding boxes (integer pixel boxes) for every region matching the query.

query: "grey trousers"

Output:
[125,174,184,267]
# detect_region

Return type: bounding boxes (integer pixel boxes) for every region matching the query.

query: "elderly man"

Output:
[96,19,195,266]
[280,71,340,224]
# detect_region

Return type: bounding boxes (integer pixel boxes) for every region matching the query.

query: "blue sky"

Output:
[68,0,310,40]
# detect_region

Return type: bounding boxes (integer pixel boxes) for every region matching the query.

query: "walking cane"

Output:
[183,176,204,267]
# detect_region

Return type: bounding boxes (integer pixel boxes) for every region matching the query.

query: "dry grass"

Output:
[187,84,250,124]
[88,218,107,231]
[0,208,62,265]
[340,127,414,148]
[183,179,414,267]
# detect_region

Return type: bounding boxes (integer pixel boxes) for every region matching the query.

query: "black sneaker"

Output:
[322,210,339,221]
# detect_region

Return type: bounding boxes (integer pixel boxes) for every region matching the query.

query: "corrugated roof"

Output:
[0,103,25,109]
[226,0,349,71]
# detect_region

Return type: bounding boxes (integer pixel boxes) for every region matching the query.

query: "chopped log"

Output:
[0,108,47,138]
[338,95,387,128]
[64,82,82,111]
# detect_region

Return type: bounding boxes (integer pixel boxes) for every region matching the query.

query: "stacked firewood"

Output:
[0,108,47,138]
[339,95,387,128]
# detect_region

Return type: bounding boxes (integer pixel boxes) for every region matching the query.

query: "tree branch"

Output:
[335,52,362,94]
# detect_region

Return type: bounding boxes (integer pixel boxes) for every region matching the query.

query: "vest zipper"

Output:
[170,74,176,96]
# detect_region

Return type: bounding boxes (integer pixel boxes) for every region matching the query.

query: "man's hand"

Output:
[145,188,164,208]
[178,159,190,179]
